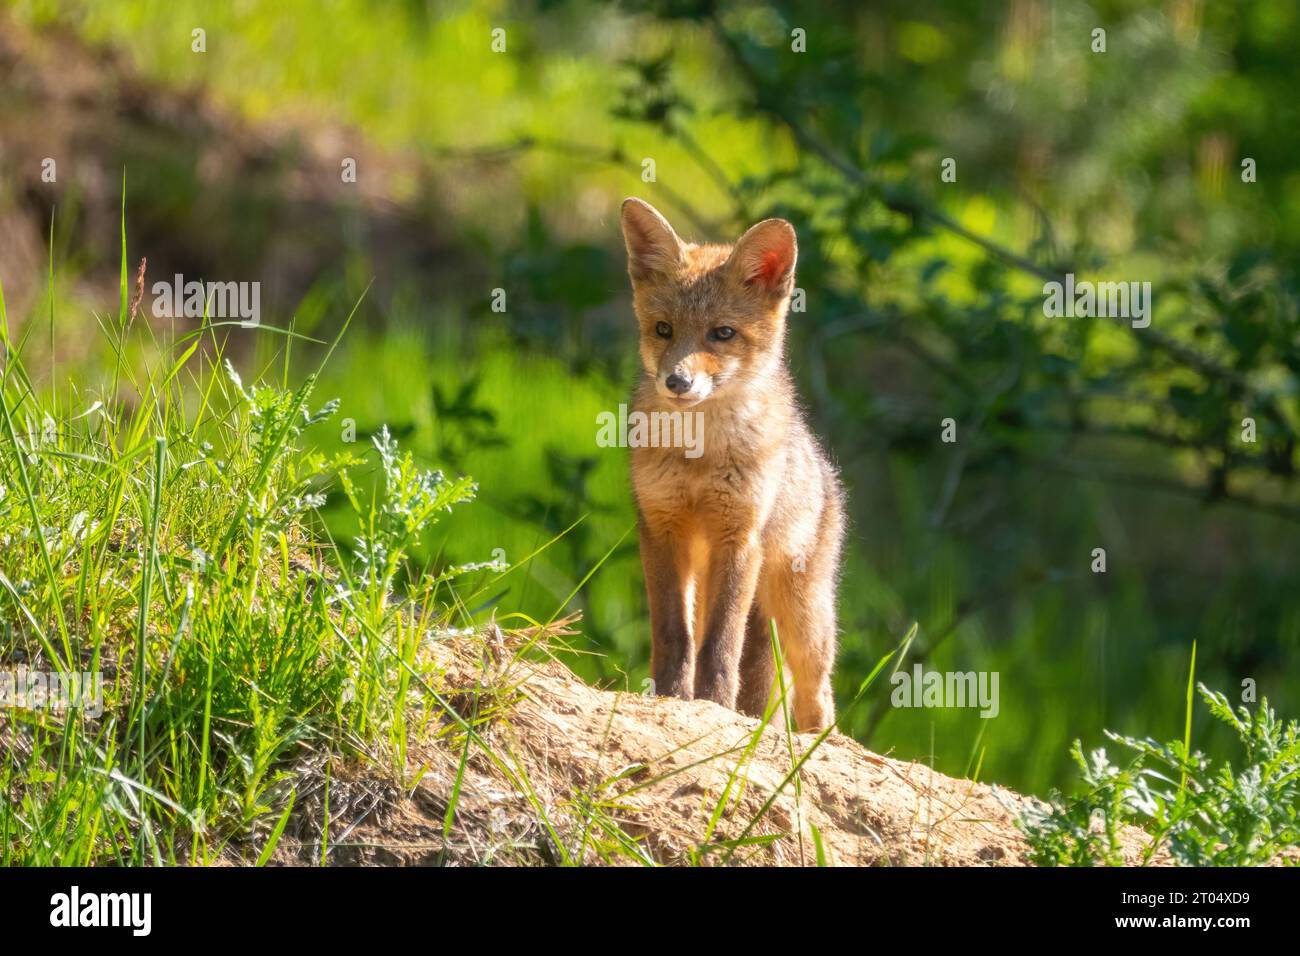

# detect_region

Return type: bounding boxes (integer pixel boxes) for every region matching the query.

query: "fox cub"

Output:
[620,198,845,732]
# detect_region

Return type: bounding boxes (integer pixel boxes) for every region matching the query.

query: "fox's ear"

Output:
[730,218,797,298]
[621,198,684,281]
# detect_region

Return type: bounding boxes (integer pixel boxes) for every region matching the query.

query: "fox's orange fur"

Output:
[620,198,846,731]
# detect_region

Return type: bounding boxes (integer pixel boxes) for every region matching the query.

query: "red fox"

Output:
[620,198,845,732]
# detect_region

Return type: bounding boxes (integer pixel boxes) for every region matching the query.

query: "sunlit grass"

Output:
[0,232,500,862]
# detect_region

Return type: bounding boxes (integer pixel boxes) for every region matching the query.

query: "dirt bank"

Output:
[268,624,1167,867]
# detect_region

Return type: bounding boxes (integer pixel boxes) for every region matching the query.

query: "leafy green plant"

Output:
[1019,684,1300,866]
[0,221,494,863]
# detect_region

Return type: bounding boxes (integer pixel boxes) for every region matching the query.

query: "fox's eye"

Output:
[655,321,672,338]
[711,326,736,341]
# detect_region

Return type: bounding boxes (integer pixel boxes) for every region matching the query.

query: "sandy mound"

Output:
[269,624,1166,867]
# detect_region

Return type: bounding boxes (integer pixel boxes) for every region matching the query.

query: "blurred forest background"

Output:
[2,0,1298,797]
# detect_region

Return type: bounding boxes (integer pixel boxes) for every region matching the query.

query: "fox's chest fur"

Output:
[629,381,788,536]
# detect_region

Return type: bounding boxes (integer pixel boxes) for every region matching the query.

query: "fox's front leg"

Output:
[694,533,763,709]
[640,519,695,699]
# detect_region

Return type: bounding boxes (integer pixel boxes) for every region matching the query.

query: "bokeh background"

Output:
[2,0,1298,797]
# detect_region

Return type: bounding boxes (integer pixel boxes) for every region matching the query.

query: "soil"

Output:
[269,627,1170,867]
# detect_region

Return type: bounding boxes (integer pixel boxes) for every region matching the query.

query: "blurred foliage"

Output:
[8,0,1300,796]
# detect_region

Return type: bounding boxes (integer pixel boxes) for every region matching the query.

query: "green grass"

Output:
[0,250,503,862]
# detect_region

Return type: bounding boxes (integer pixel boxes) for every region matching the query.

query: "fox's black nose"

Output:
[665,373,692,395]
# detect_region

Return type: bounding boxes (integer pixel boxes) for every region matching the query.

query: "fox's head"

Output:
[620,198,797,408]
